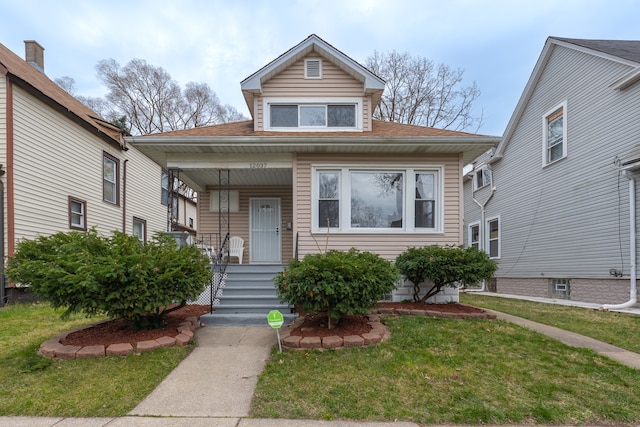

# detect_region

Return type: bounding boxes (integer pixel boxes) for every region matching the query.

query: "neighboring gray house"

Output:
[464,37,640,307]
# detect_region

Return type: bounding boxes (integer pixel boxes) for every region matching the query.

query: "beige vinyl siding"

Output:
[199,186,293,262]
[294,153,463,261]
[177,197,197,229]
[122,146,166,235]
[11,86,165,243]
[255,54,366,131]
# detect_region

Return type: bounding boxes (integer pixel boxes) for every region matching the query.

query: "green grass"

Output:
[460,293,640,353]
[252,315,640,425]
[0,302,193,417]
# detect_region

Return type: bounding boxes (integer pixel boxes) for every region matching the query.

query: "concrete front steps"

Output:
[200,264,297,326]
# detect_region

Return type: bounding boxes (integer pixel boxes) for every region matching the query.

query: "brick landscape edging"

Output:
[279,313,391,352]
[39,316,201,359]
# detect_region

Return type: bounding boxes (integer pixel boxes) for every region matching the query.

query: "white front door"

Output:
[249,198,281,263]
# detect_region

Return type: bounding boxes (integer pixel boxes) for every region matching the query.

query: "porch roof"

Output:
[127,120,500,191]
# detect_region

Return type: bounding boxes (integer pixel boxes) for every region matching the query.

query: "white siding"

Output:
[465,43,640,303]
[11,86,165,246]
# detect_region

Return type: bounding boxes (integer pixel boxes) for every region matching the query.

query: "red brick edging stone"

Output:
[279,313,390,352]
[279,304,496,352]
[39,316,200,359]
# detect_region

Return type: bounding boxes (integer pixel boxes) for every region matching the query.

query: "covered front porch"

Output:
[169,152,296,266]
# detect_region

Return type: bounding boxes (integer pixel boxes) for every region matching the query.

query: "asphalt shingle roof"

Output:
[141,119,487,139]
[554,37,640,64]
[0,42,124,146]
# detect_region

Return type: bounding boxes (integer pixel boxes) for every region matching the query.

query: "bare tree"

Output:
[93,58,246,135]
[366,50,482,132]
[55,76,118,122]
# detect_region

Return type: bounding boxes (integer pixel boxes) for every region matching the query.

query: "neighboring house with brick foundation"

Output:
[464,37,640,307]
[0,41,168,303]
[129,34,499,308]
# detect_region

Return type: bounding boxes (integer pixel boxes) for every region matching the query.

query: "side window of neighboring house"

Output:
[133,217,146,242]
[487,217,500,259]
[103,152,119,205]
[161,171,170,205]
[68,196,87,231]
[543,101,567,166]
[474,165,491,190]
[468,222,480,250]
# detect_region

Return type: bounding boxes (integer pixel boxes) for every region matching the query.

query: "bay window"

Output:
[314,167,442,232]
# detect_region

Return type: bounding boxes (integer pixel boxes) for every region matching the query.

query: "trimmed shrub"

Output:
[7,229,212,329]
[395,245,497,302]
[274,249,398,329]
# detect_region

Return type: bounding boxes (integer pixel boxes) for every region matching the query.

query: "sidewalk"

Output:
[1,298,639,427]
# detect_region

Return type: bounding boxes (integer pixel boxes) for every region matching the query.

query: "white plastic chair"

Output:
[227,236,244,264]
[196,242,214,262]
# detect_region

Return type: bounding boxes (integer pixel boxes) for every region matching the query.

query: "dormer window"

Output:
[265,98,362,131]
[305,58,322,78]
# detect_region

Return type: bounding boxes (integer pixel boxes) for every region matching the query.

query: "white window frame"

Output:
[69,196,86,231]
[304,58,322,79]
[312,165,444,234]
[161,170,170,206]
[486,216,501,259]
[133,217,146,242]
[468,222,480,250]
[473,165,492,190]
[264,97,362,132]
[542,101,567,167]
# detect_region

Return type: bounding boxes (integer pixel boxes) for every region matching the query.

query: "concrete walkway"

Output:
[1,297,639,426]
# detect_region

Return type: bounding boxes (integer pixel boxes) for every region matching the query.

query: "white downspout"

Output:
[603,171,637,309]
[466,186,496,292]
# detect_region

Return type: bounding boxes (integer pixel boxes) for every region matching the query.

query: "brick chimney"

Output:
[24,40,45,73]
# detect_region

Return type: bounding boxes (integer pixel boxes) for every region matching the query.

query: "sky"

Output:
[1,0,639,136]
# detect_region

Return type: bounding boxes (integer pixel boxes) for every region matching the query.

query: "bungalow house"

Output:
[0,41,168,304]
[464,37,640,308]
[128,34,499,323]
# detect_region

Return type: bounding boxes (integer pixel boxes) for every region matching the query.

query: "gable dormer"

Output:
[240,34,385,132]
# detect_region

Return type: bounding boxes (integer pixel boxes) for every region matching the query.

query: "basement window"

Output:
[549,278,571,300]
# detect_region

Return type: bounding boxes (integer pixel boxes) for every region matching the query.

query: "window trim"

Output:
[68,196,87,231]
[542,101,567,167]
[473,165,492,191]
[264,97,362,132]
[468,221,480,250]
[486,216,501,259]
[103,152,119,205]
[133,217,147,242]
[312,165,444,234]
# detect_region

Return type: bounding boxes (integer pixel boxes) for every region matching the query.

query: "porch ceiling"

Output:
[178,168,292,190]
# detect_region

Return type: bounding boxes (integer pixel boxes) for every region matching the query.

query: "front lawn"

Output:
[0,303,192,417]
[252,315,640,425]
[460,293,640,353]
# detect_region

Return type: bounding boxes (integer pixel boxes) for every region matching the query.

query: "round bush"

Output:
[274,248,398,328]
